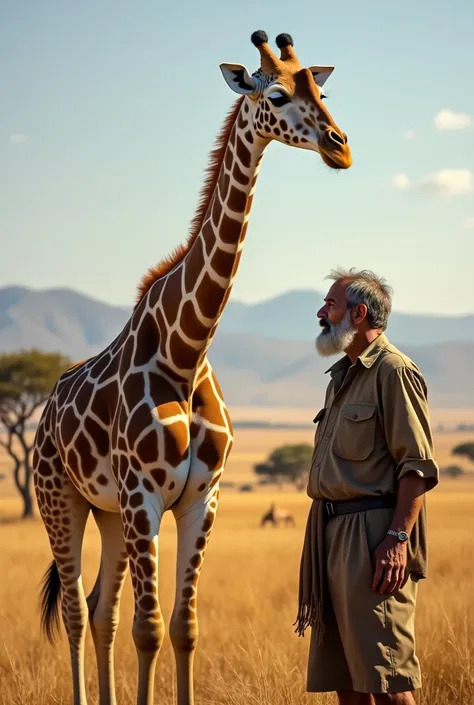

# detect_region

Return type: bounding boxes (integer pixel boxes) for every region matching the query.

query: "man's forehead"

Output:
[326,280,348,301]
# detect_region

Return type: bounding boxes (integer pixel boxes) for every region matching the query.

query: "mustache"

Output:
[320,319,330,330]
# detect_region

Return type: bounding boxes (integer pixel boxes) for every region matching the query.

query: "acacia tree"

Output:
[452,442,474,466]
[254,443,314,491]
[0,350,71,518]
[443,465,464,479]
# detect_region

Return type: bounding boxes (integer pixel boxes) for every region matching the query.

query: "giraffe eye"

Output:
[268,92,291,108]
[320,92,327,100]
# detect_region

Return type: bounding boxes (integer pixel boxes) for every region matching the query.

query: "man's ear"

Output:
[352,303,368,325]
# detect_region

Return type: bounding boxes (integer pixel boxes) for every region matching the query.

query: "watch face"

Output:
[398,531,409,541]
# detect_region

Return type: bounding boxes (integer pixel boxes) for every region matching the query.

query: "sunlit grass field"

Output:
[1,408,474,704]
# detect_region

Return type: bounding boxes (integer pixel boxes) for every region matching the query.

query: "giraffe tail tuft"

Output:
[39,559,62,645]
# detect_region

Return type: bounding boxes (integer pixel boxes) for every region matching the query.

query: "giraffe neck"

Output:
[155,99,267,380]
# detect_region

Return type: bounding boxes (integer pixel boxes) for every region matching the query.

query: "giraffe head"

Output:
[220,31,352,170]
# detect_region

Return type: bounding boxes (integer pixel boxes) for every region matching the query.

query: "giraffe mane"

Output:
[134,95,246,308]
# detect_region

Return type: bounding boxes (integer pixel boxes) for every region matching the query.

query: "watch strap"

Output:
[387,529,408,541]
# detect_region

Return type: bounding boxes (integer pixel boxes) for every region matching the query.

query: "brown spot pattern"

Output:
[180,300,209,341]
[197,429,227,472]
[195,273,224,319]
[150,468,166,486]
[169,331,198,370]
[123,373,146,412]
[136,430,158,465]
[227,185,247,213]
[219,212,242,245]
[134,313,159,367]
[236,136,250,167]
[163,424,188,467]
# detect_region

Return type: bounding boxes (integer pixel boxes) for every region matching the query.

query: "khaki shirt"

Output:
[308,333,439,500]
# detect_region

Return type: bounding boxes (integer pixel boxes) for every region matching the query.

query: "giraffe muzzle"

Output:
[319,128,352,170]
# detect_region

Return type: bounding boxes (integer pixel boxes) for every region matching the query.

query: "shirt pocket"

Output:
[333,403,376,461]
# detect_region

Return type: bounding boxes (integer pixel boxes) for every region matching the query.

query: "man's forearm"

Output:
[390,472,427,536]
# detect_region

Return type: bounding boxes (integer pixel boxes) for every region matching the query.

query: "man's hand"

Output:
[371,536,409,593]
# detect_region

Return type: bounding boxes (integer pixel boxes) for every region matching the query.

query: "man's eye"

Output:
[268,93,291,108]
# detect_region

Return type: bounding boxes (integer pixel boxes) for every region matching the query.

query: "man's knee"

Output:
[373,693,416,705]
[337,691,374,705]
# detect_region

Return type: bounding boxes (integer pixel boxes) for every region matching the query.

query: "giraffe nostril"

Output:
[326,129,346,147]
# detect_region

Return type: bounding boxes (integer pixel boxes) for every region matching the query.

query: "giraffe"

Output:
[32,30,352,705]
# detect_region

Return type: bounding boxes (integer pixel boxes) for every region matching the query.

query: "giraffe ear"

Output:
[308,66,335,88]
[220,63,258,95]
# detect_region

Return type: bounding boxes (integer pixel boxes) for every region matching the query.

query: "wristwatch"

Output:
[387,529,409,542]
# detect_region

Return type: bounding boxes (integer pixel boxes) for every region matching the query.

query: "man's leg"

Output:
[337,692,375,705]
[373,693,416,704]
[326,511,422,697]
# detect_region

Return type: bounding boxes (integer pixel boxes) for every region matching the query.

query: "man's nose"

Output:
[317,308,326,319]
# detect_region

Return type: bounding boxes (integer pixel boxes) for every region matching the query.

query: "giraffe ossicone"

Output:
[33,30,352,705]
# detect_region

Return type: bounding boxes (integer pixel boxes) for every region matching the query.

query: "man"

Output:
[295,268,439,705]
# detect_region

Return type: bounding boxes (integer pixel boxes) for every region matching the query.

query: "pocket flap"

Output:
[313,408,326,424]
[341,404,375,422]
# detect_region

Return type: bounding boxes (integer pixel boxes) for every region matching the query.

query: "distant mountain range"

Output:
[221,289,474,346]
[0,285,472,408]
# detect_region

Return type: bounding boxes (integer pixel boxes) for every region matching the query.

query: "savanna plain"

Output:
[1,406,474,705]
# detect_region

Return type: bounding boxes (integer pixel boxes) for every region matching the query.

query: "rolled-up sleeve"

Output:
[381,366,439,490]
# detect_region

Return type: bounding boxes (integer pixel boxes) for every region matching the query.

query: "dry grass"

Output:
[1,483,474,705]
[1,408,474,704]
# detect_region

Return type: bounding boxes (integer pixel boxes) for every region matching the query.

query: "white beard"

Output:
[315,308,356,357]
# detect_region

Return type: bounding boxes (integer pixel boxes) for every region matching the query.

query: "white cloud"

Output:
[463,217,474,229]
[434,109,472,131]
[392,169,473,197]
[10,133,28,144]
[392,173,410,190]
[420,169,473,196]
[402,129,416,141]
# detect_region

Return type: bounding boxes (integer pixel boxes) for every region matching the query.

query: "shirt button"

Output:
[326,432,331,437]
[352,413,358,419]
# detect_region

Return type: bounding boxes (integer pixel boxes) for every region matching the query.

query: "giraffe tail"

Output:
[39,559,62,645]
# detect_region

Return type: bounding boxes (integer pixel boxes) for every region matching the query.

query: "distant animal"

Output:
[260,502,295,527]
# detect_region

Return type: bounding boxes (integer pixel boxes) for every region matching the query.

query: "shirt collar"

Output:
[325,333,390,376]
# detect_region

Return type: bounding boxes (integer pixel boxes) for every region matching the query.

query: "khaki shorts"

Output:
[306,508,422,694]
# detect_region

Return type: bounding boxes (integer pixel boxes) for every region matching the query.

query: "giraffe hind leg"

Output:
[87,509,129,705]
[34,453,91,705]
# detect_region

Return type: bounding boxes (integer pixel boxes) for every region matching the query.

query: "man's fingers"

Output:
[384,565,408,593]
[389,566,403,593]
[378,566,393,594]
[395,567,410,592]
[372,559,385,591]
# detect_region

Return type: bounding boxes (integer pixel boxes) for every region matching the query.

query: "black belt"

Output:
[324,494,396,519]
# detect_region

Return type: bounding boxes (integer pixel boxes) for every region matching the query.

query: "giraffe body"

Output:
[33,30,352,705]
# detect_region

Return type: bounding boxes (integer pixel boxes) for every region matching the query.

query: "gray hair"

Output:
[326,267,394,330]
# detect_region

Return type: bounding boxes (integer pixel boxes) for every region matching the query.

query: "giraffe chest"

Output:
[55,367,233,513]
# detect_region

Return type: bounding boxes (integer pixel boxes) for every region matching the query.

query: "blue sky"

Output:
[2,0,473,315]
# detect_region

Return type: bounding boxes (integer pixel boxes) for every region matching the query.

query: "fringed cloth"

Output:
[294,496,428,643]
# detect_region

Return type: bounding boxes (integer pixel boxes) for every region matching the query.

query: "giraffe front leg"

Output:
[87,509,128,705]
[120,486,165,705]
[171,490,219,705]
